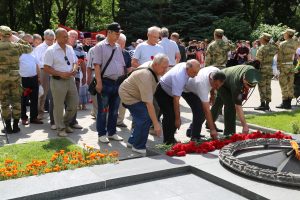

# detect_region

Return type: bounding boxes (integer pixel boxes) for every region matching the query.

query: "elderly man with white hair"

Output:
[119,54,169,154]
[32,29,55,124]
[131,26,165,68]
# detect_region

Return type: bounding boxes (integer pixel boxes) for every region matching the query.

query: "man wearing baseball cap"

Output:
[211,63,261,136]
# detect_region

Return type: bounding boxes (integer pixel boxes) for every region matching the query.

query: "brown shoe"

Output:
[30,119,44,124]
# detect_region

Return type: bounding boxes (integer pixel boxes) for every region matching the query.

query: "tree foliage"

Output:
[250,23,289,42]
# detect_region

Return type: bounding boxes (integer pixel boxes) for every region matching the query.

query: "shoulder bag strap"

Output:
[147,68,158,83]
[101,48,116,78]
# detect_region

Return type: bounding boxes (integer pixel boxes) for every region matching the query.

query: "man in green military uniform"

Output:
[211,64,261,136]
[276,28,299,109]
[0,26,32,133]
[254,33,278,111]
[205,29,234,69]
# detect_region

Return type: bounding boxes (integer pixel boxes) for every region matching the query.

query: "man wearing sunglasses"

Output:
[43,28,79,137]
[210,64,261,136]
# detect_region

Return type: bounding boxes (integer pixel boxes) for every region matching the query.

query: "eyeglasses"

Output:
[64,56,70,65]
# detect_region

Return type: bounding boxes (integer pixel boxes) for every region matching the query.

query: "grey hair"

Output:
[22,34,33,40]
[33,34,42,40]
[119,33,126,41]
[95,34,105,42]
[148,26,161,35]
[43,29,55,37]
[211,71,226,82]
[160,27,169,38]
[152,53,169,65]
[68,30,78,36]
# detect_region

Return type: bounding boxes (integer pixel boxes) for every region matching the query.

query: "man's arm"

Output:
[173,96,181,129]
[80,61,87,85]
[235,104,249,133]
[131,58,140,68]
[145,102,161,136]
[175,52,181,64]
[202,102,218,139]
[94,63,102,94]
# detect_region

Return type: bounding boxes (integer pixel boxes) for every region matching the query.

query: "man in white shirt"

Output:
[131,26,164,68]
[19,34,43,125]
[43,28,79,137]
[154,59,200,144]
[159,27,180,67]
[183,66,226,141]
[32,29,55,123]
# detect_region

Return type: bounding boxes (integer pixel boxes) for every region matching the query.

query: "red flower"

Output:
[166,150,175,157]
[176,151,186,157]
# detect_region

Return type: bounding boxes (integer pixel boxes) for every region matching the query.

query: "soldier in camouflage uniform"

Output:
[254,33,278,111]
[0,26,32,133]
[205,29,235,69]
[276,29,299,109]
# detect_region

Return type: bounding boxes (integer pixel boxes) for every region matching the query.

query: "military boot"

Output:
[284,99,292,109]
[276,100,287,109]
[265,101,270,111]
[254,101,266,111]
[1,120,13,134]
[12,119,20,133]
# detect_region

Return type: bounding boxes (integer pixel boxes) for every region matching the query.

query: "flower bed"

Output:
[0,144,119,181]
[166,131,292,157]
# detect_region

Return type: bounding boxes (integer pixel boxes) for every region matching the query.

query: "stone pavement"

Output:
[0,79,300,199]
[0,80,299,158]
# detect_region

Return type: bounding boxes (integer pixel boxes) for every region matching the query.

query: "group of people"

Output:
[0,22,299,154]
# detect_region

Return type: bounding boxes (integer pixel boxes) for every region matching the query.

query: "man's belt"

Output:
[282,62,293,65]
[52,76,61,80]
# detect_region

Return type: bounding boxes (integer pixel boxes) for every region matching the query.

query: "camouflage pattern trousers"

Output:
[257,67,273,102]
[279,64,294,100]
[0,72,22,120]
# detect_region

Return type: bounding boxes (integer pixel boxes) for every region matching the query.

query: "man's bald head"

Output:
[186,59,201,78]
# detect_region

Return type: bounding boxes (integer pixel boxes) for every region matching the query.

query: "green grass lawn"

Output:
[0,138,82,169]
[246,109,300,133]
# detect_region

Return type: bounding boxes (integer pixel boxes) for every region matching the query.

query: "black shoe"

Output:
[12,119,20,133]
[285,98,292,109]
[2,120,13,134]
[254,101,266,111]
[165,138,178,145]
[276,100,287,109]
[186,129,191,138]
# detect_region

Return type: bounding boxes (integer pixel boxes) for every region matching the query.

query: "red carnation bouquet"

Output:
[165,131,292,157]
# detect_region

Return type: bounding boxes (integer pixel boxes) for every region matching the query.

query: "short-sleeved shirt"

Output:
[185,66,219,102]
[221,65,255,105]
[19,53,38,77]
[119,61,158,105]
[93,39,125,80]
[43,43,77,72]
[159,38,180,65]
[160,62,189,97]
[32,41,51,69]
[86,46,95,69]
[133,42,165,65]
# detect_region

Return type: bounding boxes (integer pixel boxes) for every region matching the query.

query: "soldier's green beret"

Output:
[244,68,261,87]
[214,29,224,36]
[282,28,296,36]
[0,25,12,36]
[260,33,272,41]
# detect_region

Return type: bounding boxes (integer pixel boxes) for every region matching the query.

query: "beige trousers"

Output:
[50,77,79,131]
[38,69,49,116]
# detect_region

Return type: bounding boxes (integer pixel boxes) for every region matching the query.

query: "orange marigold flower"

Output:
[44,168,52,173]
[5,159,14,165]
[5,172,13,177]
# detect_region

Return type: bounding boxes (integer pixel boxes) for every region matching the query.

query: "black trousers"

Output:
[182,92,205,139]
[154,84,176,144]
[21,76,39,120]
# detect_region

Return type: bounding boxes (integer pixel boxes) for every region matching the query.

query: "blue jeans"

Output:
[96,79,120,136]
[125,102,151,149]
